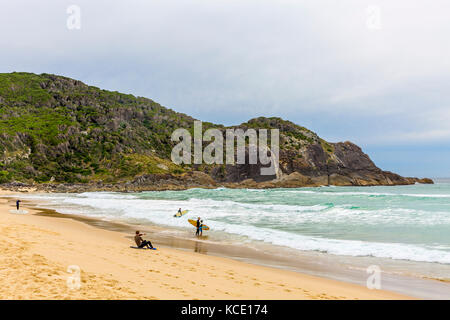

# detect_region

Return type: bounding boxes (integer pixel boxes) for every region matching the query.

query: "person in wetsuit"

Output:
[16,200,21,210]
[134,231,154,249]
[195,217,201,236]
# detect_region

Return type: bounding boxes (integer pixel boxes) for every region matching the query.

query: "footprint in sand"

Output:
[149,269,160,273]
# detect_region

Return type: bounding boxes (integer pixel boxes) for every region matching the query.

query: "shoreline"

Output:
[23,196,450,299]
[0,190,413,300]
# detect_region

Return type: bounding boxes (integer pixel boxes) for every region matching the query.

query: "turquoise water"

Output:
[23,181,450,265]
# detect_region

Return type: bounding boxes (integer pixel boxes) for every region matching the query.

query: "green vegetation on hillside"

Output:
[0,72,195,183]
[0,72,333,184]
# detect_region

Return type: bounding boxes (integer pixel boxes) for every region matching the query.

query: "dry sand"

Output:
[0,192,411,300]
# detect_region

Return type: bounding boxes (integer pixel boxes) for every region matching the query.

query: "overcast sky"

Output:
[1,0,449,177]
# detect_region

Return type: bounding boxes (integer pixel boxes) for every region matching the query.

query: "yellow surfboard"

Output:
[188,219,210,231]
[174,210,189,217]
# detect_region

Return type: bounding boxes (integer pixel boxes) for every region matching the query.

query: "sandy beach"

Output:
[0,191,411,300]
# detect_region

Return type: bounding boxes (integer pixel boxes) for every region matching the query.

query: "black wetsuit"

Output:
[139,240,153,249]
[16,200,20,210]
[135,235,153,249]
[195,219,200,236]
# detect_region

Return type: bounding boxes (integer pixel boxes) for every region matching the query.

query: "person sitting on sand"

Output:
[134,231,154,249]
[195,217,201,236]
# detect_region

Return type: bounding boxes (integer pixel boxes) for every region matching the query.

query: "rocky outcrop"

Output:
[207,130,432,187]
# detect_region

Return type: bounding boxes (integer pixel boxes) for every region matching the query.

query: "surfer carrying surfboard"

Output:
[195,217,201,236]
[199,220,204,236]
[188,218,210,234]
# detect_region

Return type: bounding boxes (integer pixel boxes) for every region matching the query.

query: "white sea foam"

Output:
[209,221,450,264]
[282,190,450,198]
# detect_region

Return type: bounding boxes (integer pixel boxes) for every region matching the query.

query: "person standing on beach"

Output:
[16,200,21,210]
[199,220,204,236]
[134,231,154,249]
[195,217,201,236]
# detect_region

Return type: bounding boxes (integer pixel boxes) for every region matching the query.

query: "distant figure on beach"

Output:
[178,208,182,215]
[195,217,201,236]
[134,231,154,249]
[16,200,21,210]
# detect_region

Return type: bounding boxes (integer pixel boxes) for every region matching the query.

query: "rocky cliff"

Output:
[0,72,432,192]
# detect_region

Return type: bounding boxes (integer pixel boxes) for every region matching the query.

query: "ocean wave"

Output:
[16,186,450,265]
[76,192,139,199]
[282,190,450,198]
[207,221,450,264]
[18,192,450,226]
